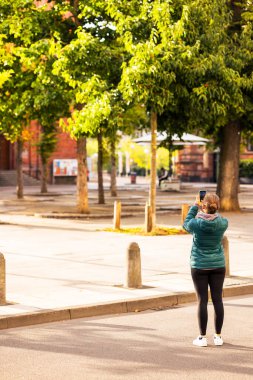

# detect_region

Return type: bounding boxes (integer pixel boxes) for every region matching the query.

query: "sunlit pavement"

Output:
[0,180,252,323]
[0,210,252,318]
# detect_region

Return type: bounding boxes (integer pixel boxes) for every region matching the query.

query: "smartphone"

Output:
[199,190,206,201]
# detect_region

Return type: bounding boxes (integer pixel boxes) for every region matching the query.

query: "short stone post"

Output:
[125,242,142,288]
[181,204,190,225]
[113,201,121,229]
[145,202,152,233]
[0,253,6,305]
[222,236,230,277]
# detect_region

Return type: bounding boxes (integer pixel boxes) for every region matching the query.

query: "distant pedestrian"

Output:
[183,193,228,347]
[158,167,169,187]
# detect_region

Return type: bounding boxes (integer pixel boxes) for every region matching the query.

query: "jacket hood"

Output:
[196,213,222,231]
[196,211,219,221]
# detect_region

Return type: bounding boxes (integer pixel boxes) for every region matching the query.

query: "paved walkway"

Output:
[0,179,252,328]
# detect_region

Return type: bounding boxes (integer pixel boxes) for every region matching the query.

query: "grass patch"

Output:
[103,226,187,236]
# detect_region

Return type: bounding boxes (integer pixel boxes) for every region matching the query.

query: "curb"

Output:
[35,209,179,219]
[37,213,134,220]
[0,283,252,330]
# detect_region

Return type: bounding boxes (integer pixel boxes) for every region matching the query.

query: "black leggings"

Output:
[191,267,225,335]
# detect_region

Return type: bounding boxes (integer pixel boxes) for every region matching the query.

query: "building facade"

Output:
[1,130,253,185]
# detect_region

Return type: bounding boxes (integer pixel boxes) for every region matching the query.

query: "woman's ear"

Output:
[202,204,207,212]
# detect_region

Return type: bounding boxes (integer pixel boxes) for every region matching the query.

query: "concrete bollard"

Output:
[113,201,121,229]
[222,236,230,277]
[145,202,152,233]
[0,253,6,305]
[125,242,142,288]
[181,204,190,225]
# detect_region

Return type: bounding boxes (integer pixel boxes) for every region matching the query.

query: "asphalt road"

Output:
[0,295,252,380]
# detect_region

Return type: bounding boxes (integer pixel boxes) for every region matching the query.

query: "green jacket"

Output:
[183,205,228,269]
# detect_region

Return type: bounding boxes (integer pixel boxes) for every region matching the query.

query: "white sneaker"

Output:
[214,335,223,346]
[193,336,207,347]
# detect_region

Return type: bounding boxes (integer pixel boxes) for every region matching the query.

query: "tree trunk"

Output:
[149,111,157,230]
[97,131,105,204]
[73,0,81,26]
[16,138,24,199]
[40,159,48,193]
[217,122,241,211]
[110,138,117,197]
[77,136,89,213]
[168,146,173,176]
[231,0,243,25]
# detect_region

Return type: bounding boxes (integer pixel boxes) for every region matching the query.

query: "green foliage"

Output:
[0,0,70,146]
[1,0,253,161]
[119,137,148,169]
[87,138,98,157]
[0,70,13,88]
[157,147,170,169]
[52,1,125,140]
[61,92,112,139]
[37,126,57,164]
[107,0,231,138]
[185,0,253,135]
[239,159,253,178]
[109,0,180,114]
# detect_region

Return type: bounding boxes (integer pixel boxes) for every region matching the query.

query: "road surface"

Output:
[0,295,252,380]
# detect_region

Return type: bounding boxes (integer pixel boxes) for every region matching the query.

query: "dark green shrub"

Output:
[239,160,253,178]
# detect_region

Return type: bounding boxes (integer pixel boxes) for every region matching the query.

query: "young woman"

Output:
[183,193,228,347]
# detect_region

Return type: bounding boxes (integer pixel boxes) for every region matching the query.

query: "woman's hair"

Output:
[202,193,220,214]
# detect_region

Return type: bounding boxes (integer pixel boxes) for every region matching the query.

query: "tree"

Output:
[23,37,71,193]
[123,0,253,211]
[108,0,197,230]
[37,126,57,193]
[97,128,105,204]
[182,0,253,210]
[106,101,149,197]
[216,1,253,210]
[53,27,112,211]
[0,0,71,196]
[0,21,34,198]
[53,0,127,210]
[78,1,127,201]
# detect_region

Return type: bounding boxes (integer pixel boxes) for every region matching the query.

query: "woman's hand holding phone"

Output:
[195,194,201,207]
[195,190,206,207]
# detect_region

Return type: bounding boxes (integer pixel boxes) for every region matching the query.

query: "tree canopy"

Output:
[1,0,253,210]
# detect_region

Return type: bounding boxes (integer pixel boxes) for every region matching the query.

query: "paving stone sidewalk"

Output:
[0,180,252,329]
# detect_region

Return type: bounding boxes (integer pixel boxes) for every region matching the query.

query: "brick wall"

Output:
[176,145,214,182]
[22,123,77,182]
[48,131,77,183]
[0,135,15,170]
[240,151,253,161]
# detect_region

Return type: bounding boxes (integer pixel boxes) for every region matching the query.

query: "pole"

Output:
[113,201,121,230]
[0,253,6,305]
[222,236,230,277]
[145,202,152,233]
[181,204,190,225]
[149,111,157,231]
[125,242,142,288]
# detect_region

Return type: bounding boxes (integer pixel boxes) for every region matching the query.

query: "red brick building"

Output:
[0,125,77,183]
[22,124,77,180]
[0,135,15,170]
[176,145,215,182]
